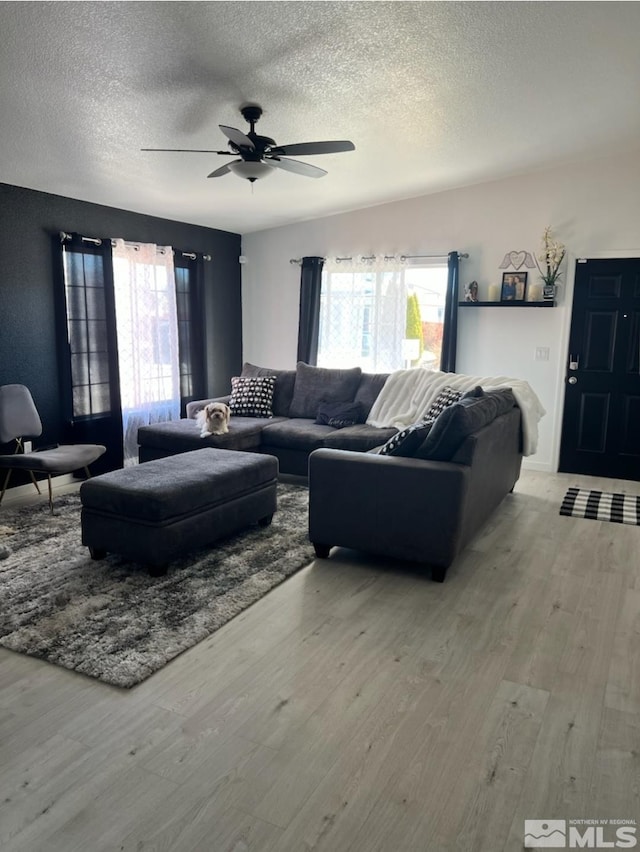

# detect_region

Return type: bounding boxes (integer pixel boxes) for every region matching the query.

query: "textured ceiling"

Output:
[1,1,640,234]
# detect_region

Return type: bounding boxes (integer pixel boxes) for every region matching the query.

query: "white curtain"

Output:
[318,255,448,372]
[111,239,180,465]
[318,256,406,372]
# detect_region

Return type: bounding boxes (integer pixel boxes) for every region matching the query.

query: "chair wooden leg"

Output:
[83,466,92,479]
[0,469,12,506]
[29,471,42,495]
[47,475,54,514]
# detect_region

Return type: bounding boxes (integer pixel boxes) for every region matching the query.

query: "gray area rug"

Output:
[0,483,313,688]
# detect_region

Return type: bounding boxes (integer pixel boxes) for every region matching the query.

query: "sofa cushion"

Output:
[289,362,362,419]
[416,393,511,461]
[315,400,364,428]
[322,424,398,452]
[483,387,517,415]
[461,385,484,400]
[241,362,297,417]
[354,373,389,419]
[260,418,336,452]
[229,375,275,418]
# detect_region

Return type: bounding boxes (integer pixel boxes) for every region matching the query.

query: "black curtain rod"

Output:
[401,252,469,260]
[59,232,212,261]
[289,252,468,265]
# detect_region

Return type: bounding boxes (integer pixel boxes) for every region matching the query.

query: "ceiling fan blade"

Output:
[141,148,232,154]
[207,162,235,178]
[269,157,327,179]
[219,125,255,149]
[269,140,355,157]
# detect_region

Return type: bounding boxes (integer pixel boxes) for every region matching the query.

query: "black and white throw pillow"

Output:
[378,420,434,457]
[229,375,276,418]
[422,386,463,420]
[378,386,463,457]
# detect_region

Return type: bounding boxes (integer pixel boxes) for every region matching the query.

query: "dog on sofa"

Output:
[196,402,231,437]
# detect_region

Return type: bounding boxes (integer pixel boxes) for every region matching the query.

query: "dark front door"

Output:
[559,257,640,480]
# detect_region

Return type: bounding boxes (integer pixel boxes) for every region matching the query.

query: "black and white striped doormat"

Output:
[560,487,640,526]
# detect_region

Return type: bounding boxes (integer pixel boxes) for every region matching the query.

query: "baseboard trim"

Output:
[522,459,553,473]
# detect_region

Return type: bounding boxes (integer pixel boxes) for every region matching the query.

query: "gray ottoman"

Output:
[80,448,278,575]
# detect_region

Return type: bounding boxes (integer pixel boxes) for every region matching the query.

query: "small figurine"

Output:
[465,280,479,302]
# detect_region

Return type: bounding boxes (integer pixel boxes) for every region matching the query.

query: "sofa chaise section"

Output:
[308,403,523,582]
[138,416,288,463]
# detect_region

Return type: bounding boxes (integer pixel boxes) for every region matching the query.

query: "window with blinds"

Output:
[61,245,115,418]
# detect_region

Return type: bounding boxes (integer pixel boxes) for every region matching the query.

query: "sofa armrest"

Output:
[186,395,231,419]
[308,448,471,569]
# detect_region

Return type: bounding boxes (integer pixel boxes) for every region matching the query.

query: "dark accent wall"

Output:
[0,182,242,451]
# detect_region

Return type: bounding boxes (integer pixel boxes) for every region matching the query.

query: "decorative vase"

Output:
[543,283,556,301]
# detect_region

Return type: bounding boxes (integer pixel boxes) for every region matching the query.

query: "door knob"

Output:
[568,376,577,384]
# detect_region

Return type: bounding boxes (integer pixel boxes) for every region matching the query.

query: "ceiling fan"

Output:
[141,103,355,183]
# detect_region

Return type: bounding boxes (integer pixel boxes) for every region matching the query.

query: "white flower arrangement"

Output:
[535,226,566,290]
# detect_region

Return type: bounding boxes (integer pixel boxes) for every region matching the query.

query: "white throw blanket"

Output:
[367,369,546,456]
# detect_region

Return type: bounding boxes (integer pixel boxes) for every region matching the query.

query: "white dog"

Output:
[196,402,231,437]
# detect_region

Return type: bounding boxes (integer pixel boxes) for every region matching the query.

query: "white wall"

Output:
[241,148,640,471]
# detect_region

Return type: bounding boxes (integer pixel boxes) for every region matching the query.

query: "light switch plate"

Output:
[535,347,550,362]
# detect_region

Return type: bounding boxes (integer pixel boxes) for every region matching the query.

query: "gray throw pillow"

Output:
[354,373,390,419]
[241,362,297,417]
[415,394,504,461]
[461,385,484,400]
[288,362,362,419]
[483,387,517,415]
[315,401,364,428]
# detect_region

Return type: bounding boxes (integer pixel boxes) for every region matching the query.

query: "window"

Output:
[111,243,179,417]
[317,262,448,371]
[60,234,207,465]
[61,240,205,420]
[61,244,117,419]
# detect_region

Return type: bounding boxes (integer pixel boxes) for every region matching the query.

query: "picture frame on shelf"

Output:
[501,271,528,302]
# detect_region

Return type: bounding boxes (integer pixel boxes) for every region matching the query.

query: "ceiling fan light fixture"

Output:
[228,160,275,182]
[142,102,355,185]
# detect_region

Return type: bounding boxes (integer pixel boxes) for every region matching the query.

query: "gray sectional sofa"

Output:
[138,362,398,476]
[137,361,524,582]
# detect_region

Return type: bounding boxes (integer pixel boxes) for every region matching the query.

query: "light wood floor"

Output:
[0,469,638,851]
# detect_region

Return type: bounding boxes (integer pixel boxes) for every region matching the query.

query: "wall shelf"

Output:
[458,301,556,308]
